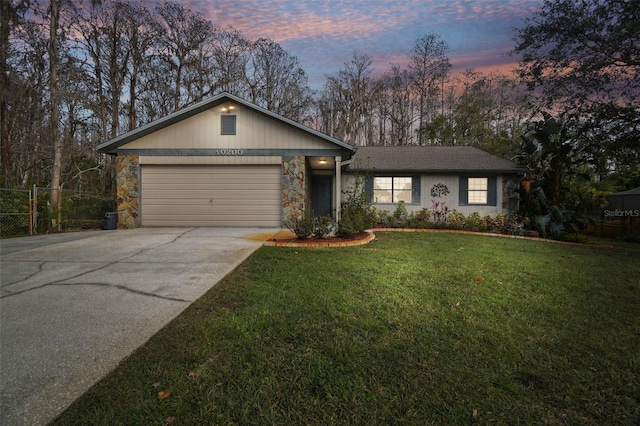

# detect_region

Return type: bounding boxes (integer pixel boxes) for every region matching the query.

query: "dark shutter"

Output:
[412,176,421,204]
[459,176,468,206]
[487,176,497,206]
[221,115,236,135]
[365,176,374,203]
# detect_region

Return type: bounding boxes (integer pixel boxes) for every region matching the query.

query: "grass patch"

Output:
[52,233,640,425]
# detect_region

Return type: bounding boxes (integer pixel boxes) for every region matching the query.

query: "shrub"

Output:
[486,213,506,232]
[372,208,392,227]
[313,215,333,239]
[447,210,466,229]
[392,201,409,227]
[286,211,315,239]
[483,215,494,231]
[465,212,486,232]
[337,174,374,238]
[407,209,431,228]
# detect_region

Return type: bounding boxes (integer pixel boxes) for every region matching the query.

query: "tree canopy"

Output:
[513,0,640,171]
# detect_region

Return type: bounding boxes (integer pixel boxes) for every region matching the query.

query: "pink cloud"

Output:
[173,0,539,88]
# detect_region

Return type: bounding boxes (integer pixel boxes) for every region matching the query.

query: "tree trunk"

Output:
[0,0,12,185]
[49,0,62,231]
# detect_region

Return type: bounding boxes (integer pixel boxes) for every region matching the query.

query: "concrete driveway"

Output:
[0,227,278,426]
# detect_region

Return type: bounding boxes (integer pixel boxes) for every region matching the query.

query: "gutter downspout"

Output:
[335,156,342,223]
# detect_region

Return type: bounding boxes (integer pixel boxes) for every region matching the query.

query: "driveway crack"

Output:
[1,280,190,302]
[1,261,45,291]
[0,229,193,300]
[55,282,191,302]
[116,229,191,262]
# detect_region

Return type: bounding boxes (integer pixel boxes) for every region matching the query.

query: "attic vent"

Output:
[221,115,236,135]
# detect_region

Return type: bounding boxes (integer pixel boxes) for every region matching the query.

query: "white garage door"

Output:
[141,165,282,227]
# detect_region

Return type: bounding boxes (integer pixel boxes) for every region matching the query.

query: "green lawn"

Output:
[52,233,640,425]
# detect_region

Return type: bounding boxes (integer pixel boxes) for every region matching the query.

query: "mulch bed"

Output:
[265,232,373,247]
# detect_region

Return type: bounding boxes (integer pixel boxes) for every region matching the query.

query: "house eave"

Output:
[346,168,527,174]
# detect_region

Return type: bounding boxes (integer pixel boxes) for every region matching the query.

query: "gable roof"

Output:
[348,146,525,174]
[96,92,355,155]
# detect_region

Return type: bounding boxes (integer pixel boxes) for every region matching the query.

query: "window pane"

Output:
[394,190,412,203]
[468,190,487,204]
[374,177,392,203]
[393,177,412,203]
[394,177,412,189]
[468,178,487,190]
[374,177,393,190]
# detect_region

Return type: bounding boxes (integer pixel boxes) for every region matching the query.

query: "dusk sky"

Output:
[179,0,543,89]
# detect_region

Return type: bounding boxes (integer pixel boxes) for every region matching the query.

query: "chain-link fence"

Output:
[0,186,116,238]
[0,188,32,237]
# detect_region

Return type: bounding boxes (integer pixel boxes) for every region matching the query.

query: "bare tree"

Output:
[125,2,155,130]
[378,65,414,145]
[244,38,313,121]
[408,33,450,145]
[1,0,32,185]
[154,2,215,112]
[319,52,378,146]
[210,27,251,95]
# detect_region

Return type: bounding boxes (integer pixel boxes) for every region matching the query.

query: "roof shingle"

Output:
[348,146,525,174]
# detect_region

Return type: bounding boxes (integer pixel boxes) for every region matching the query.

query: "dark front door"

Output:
[311,176,333,217]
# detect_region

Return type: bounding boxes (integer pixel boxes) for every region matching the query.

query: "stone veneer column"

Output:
[116,155,140,229]
[282,155,306,222]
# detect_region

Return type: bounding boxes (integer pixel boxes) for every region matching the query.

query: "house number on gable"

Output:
[215,149,243,156]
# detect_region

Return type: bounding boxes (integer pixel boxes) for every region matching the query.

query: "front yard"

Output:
[52,233,639,425]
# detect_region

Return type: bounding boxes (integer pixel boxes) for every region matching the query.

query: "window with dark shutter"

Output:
[459,176,497,206]
[221,115,236,135]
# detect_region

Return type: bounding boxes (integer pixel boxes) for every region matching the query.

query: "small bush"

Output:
[286,211,315,239]
[392,201,409,227]
[407,209,431,228]
[313,215,333,239]
[338,205,374,238]
[465,212,486,232]
[447,210,466,229]
[337,174,374,238]
[373,208,393,227]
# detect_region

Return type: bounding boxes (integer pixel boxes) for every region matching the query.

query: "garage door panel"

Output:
[142,174,281,184]
[143,204,280,214]
[143,183,280,192]
[141,165,281,227]
[143,187,280,197]
[141,217,275,227]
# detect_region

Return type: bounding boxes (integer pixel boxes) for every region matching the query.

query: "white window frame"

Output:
[468,177,488,204]
[373,176,412,204]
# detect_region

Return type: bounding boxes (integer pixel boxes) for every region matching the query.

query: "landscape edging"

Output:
[373,228,615,248]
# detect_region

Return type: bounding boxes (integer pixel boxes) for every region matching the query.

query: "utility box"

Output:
[105,212,117,230]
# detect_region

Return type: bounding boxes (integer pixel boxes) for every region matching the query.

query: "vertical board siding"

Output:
[342,173,506,216]
[124,106,333,150]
